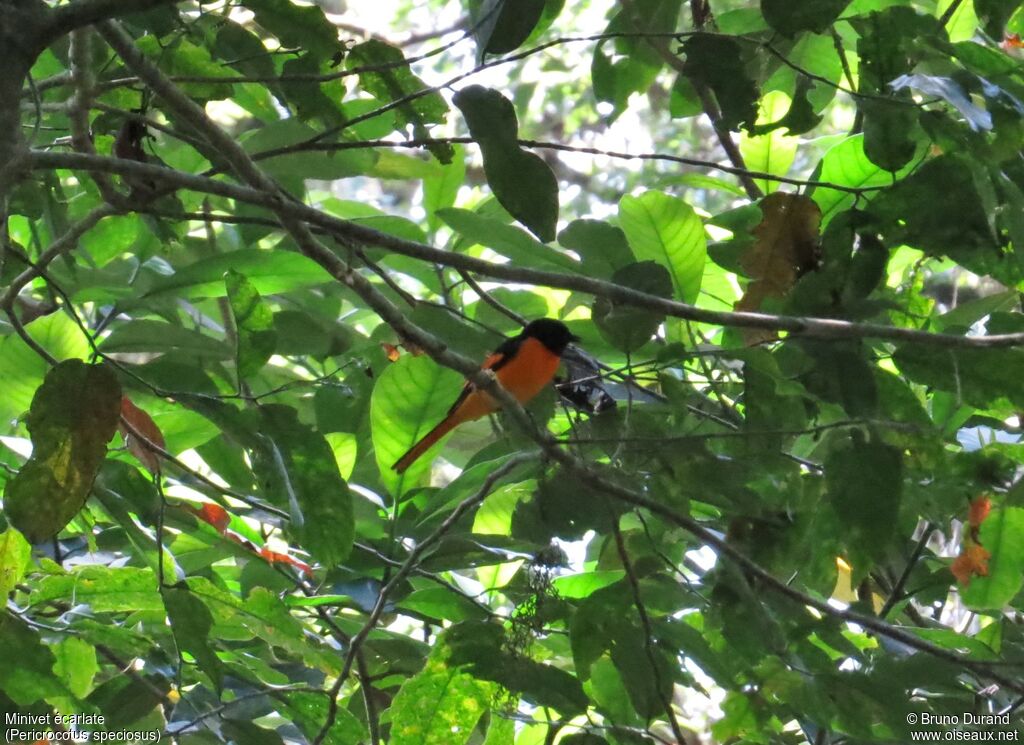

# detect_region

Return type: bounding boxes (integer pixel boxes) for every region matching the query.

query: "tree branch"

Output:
[620,0,762,199]
[40,0,183,48]
[28,149,1024,350]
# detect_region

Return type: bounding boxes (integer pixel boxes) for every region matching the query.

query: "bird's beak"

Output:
[569,333,581,343]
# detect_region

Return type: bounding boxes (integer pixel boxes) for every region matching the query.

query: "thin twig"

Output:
[314,455,532,744]
[879,522,935,619]
[939,0,967,26]
[458,270,527,326]
[611,519,688,743]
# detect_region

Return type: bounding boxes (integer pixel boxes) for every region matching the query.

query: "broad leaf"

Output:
[226,269,277,380]
[593,261,673,352]
[474,0,548,55]
[348,40,452,163]
[438,207,577,272]
[0,614,69,705]
[826,439,903,568]
[371,354,464,496]
[4,361,121,542]
[250,405,354,566]
[0,527,31,597]
[242,0,340,59]
[390,631,498,745]
[31,566,162,612]
[681,34,759,131]
[144,249,333,299]
[0,313,90,428]
[961,507,1024,609]
[163,585,225,688]
[762,0,851,35]
[453,85,560,241]
[619,190,707,304]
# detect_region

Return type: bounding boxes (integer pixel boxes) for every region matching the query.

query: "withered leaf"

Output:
[119,395,166,475]
[735,193,821,344]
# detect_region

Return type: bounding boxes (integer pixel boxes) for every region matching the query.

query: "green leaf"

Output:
[762,0,851,35]
[592,0,681,120]
[278,54,347,125]
[278,690,368,745]
[826,440,902,565]
[494,658,590,715]
[0,313,90,428]
[961,507,1024,610]
[347,40,452,163]
[681,34,759,131]
[135,36,233,100]
[325,432,357,480]
[861,99,919,172]
[438,208,578,272]
[619,191,707,303]
[273,309,352,359]
[100,320,230,359]
[52,637,98,699]
[80,213,141,267]
[221,721,287,745]
[475,0,547,55]
[242,119,377,180]
[855,8,941,95]
[558,219,634,278]
[4,361,121,543]
[446,620,590,713]
[896,344,1024,411]
[423,145,467,234]
[87,673,169,729]
[483,717,516,745]
[242,0,340,59]
[453,85,560,241]
[390,635,498,745]
[0,527,31,597]
[739,91,800,194]
[972,0,1016,38]
[144,249,333,299]
[226,269,277,380]
[371,354,464,496]
[0,614,68,705]
[250,405,354,566]
[552,570,625,599]
[593,261,673,352]
[31,566,162,612]
[610,624,676,719]
[592,42,660,120]
[871,156,1002,279]
[408,303,498,361]
[397,586,490,622]
[513,468,623,541]
[215,18,278,89]
[164,585,225,688]
[811,134,915,225]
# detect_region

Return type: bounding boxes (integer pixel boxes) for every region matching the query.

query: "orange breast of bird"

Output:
[451,336,563,424]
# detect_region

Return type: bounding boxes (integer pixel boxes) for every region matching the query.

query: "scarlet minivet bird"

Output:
[392,318,579,473]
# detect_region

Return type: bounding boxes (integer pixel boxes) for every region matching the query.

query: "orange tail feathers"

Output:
[392,416,460,474]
